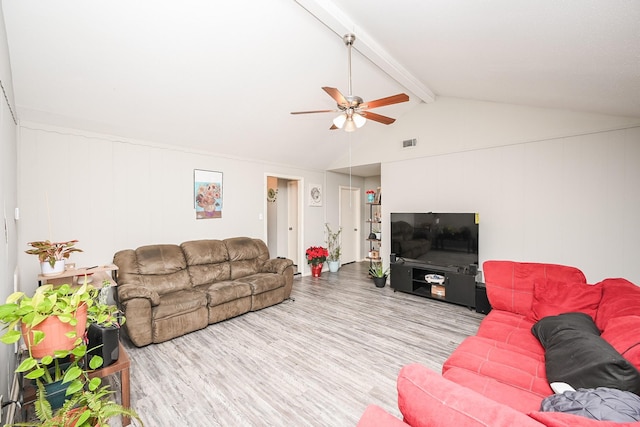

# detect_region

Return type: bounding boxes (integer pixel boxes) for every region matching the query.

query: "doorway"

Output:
[339,186,361,264]
[266,175,302,272]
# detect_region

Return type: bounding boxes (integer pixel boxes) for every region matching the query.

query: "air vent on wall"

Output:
[402,138,417,148]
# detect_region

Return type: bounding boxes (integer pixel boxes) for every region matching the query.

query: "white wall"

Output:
[325,97,640,284]
[16,124,330,292]
[382,126,640,284]
[0,1,18,405]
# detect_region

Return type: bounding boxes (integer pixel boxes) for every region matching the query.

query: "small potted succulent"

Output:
[25,240,83,276]
[369,263,389,288]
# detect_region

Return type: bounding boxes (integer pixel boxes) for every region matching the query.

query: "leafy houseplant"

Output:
[14,383,143,427]
[369,263,389,288]
[324,224,342,262]
[86,282,125,368]
[325,224,342,273]
[0,283,141,426]
[25,240,83,268]
[0,283,94,358]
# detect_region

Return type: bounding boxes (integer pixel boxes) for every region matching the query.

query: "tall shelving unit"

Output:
[365,201,382,267]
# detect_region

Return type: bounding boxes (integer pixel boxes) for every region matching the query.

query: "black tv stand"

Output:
[390,260,477,308]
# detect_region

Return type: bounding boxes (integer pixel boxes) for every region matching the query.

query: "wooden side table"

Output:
[21,343,131,426]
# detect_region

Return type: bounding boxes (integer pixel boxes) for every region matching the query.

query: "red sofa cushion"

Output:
[596,278,640,330]
[398,364,543,427]
[529,410,640,427]
[441,367,547,414]
[528,278,602,322]
[476,310,544,352]
[483,261,586,316]
[443,336,551,397]
[356,405,410,427]
[601,315,640,370]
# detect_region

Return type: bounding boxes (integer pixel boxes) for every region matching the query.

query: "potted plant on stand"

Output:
[369,263,389,288]
[306,246,328,278]
[0,283,142,426]
[325,223,342,273]
[25,240,83,276]
[87,282,124,368]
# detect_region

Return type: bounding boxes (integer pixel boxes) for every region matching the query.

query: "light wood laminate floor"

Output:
[121,262,484,426]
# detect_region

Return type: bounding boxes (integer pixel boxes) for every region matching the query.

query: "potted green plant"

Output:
[25,240,83,276]
[0,283,94,358]
[325,223,342,273]
[87,282,125,367]
[15,382,144,427]
[369,263,389,288]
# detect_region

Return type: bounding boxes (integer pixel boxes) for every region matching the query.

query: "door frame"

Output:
[264,173,304,269]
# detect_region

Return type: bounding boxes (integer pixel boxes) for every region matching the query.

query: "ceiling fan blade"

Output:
[322,87,348,106]
[360,93,409,110]
[362,111,396,125]
[290,109,336,115]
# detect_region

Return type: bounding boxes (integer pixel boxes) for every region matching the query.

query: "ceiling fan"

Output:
[291,33,409,132]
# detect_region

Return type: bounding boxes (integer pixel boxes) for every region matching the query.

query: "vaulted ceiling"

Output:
[3,1,639,172]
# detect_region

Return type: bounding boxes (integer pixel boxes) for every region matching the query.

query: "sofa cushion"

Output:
[528,278,602,322]
[225,237,268,279]
[443,336,551,397]
[483,261,586,316]
[152,290,208,320]
[476,310,544,353]
[532,313,640,394]
[398,364,543,427]
[529,410,640,427]
[601,315,640,370]
[595,278,640,330]
[196,281,252,306]
[237,273,284,295]
[114,245,193,295]
[442,367,549,413]
[540,387,640,422]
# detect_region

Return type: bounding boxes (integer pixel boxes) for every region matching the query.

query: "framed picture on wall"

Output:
[309,183,322,207]
[194,169,223,219]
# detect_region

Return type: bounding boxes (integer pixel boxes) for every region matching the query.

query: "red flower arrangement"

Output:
[366,190,375,195]
[306,246,329,265]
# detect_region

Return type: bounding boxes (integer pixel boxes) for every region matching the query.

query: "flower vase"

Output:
[311,264,323,277]
[367,194,375,203]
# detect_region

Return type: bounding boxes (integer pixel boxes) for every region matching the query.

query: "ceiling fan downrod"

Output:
[343,33,356,98]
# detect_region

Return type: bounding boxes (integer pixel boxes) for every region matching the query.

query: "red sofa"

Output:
[357,260,640,426]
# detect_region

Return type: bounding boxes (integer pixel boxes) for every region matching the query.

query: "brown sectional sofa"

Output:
[113,237,294,347]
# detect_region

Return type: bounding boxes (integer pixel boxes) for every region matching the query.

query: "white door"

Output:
[339,186,361,264]
[287,180,299,267]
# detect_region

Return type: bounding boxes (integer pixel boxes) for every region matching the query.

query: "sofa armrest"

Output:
[261,258,293,275]
[357,405,410,427]
[398,364,543,427]
[117,284,160,306]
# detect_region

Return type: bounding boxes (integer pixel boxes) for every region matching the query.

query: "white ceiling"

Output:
[3,1,639,175]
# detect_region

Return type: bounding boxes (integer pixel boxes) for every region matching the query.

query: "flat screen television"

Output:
[391,212,479,273]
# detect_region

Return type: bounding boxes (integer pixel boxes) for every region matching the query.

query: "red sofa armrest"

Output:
[357,405,410,427]
[398,364,544,427]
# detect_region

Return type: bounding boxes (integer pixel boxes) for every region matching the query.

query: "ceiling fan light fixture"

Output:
[344,117,357,132]
[353,112,366,128]
[333,113,347,129]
